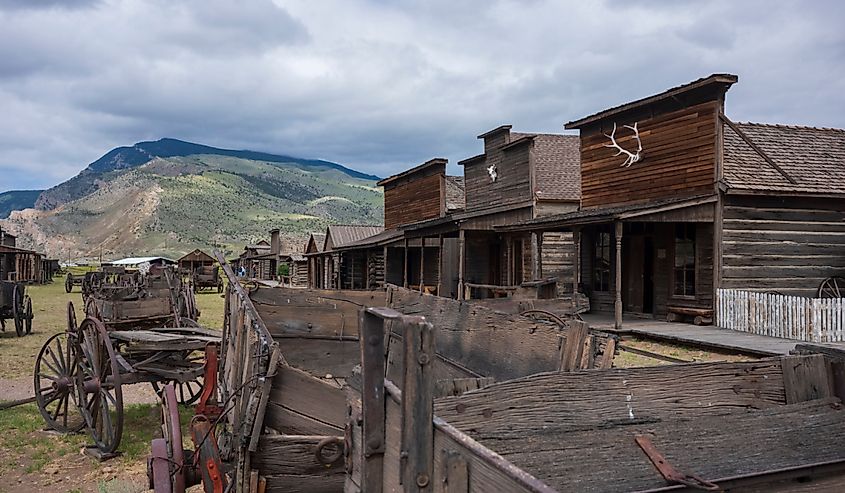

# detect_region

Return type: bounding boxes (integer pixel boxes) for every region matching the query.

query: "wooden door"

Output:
[624,236,645,313]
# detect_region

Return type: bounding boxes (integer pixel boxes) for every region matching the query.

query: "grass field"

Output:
[0,273,224,492]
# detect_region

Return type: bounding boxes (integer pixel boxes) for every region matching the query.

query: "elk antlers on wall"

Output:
[604,122,643,167]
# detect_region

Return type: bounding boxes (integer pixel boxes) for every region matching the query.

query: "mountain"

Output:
[35,138,380,210]
[0,190,43,219]
[2,139,383,260]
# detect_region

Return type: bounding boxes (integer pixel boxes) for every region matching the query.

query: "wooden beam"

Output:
[420,237,425,292]
[615,221,623,329]
[359,310,387,492]
[437,234,444,296]
[531,232,539,281]
[457,230,465,301]
[404,238,409,289]
[573,228,581,312]
[401,317,435,492]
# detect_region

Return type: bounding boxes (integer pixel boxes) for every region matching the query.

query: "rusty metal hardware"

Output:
[195,343,223,420]
[635,435,719,491]
[315,436,345,466]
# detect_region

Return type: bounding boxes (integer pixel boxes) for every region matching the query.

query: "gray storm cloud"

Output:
[1,0,843,190]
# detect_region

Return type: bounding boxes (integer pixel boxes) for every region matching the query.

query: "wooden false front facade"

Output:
[502,73,845,328]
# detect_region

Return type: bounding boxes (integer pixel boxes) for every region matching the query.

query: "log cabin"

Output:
[500,73,845,328]
[307,224,384,289]
[0,228,45,283]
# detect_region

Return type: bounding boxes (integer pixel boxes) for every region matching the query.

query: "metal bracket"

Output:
[635,435,719,491]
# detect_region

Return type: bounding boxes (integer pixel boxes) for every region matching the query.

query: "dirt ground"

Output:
[0,274,224,493]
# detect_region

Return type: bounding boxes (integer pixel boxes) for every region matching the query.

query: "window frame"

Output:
[672,223,697,299]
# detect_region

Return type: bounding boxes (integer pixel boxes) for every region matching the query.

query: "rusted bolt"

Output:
[482,408,493,418]
[455,403,466,414]
[416,473,430,487]
[418,352,431,365]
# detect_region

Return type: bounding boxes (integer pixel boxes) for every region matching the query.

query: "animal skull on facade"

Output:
[604,122,643,167]
[487,164,498,182]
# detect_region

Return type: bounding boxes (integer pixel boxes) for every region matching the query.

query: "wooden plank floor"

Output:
[582,313,818,356]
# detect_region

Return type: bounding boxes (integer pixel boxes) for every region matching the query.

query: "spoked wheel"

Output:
[23,296,33,335]
[148,383,187,493]
[76,318,124,453]
[818,277,845,298]
[84,297,100,321]
[152,375,204,406]
[12,284,24,337]
[67,301,78,333]
[34,332,85,433]
[65,273,74,293]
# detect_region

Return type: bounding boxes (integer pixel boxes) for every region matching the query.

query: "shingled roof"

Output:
[445,176,465,211]
[723,120,845,195]
[532,134,581,201]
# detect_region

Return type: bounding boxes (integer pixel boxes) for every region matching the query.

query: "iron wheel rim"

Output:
[34,332,85,433]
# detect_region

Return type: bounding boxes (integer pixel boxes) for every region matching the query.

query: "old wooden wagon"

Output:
[0,279,33,336]
[193,264,223,293]
[350,316,845,492]
[34,266,215,457]
[148,253,612,492]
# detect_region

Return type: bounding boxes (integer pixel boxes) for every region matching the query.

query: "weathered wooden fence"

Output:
[717,289,845,342]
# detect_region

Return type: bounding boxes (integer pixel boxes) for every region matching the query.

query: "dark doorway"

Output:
[643,237,655,314]
[489,242,501,285]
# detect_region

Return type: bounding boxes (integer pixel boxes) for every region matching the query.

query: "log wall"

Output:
[720,195,845,297]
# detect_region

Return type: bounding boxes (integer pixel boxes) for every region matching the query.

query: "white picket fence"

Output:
[716,289,845,342]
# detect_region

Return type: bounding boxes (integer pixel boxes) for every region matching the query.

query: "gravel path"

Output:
[0,376,160,406]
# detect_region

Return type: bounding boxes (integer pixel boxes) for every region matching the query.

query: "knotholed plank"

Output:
[388,287,564,379]
[251,435,344,476]
[260,473,344,493]
[493,399,845,493]
[265,365,346,433]
[249,286,385,308]
[276,338,359,379]
[434,358,800,438]
[257,303,359,339]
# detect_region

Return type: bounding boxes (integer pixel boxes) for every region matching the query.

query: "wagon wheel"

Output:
[818,277,845,298]
[84,297,101,321]
[23,295,33,335]
[151,375,204,406]
[65,273,74,293]
[160,384,187,493]
[67,301,78,334]
[12,284,24,337]
[217,280,223,294]
[75,318,124,453]
[34,332,85,433]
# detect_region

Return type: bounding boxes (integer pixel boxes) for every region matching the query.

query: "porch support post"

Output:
[403,238,409,289]
[531,231,540,281]
[437,234,443,296]
[572,227,581,311]
[457,230,466,301]
[419,237,425,292]
[615,221,623,330]
[383,246,388,287]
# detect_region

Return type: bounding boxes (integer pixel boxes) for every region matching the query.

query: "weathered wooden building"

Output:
[0,229,45,283]
[432,125,581,300]
[177,249,215,273]
[503,73,845,327]
[307,224,384,289]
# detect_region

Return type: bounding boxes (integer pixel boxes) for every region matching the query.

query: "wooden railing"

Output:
[716,289,845,342]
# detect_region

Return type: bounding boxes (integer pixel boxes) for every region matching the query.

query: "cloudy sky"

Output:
[1,0,843,191]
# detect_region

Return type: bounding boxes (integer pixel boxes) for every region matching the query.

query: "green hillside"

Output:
[3,153,383,260]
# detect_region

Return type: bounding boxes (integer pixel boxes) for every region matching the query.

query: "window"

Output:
[674,224,696,296]
[593,231,611,292]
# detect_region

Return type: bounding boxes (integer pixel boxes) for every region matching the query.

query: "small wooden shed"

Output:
[178,249,216,273]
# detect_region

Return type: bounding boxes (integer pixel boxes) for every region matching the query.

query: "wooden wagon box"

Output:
[97,296,171,322]
[218,270,612,493]
[348,326,845,493]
